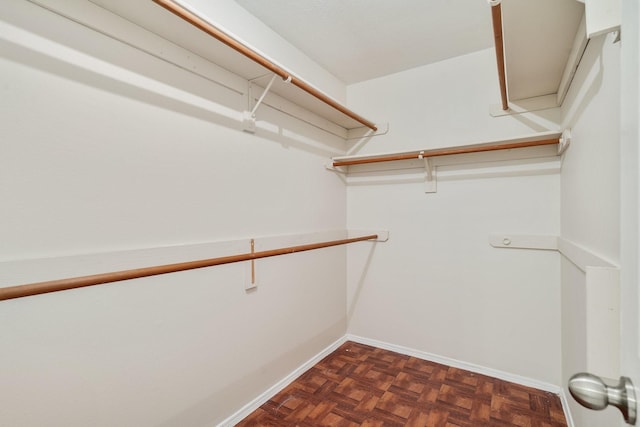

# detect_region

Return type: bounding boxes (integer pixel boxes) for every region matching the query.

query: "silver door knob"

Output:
[569,372,637,424]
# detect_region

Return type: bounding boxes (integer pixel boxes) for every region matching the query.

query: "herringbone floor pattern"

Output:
[237,341,568,426]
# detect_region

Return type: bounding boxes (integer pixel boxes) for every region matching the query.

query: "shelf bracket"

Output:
[420,152,437,193]
[346,122,390,141]
[324,163,346,173]
[558,129,571,155]
[245,238,258,291]
[243,74,278,133]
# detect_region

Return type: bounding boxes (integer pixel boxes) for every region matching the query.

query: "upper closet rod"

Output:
[153,0,378,132]
[490,0,509,111]
[0,234,378,301]
[332,137,559,167]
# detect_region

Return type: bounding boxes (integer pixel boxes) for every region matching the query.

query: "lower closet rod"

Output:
[0,234,378,301]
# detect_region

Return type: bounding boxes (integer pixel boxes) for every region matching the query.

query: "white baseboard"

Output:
[559,388,576,427]
[219,333,574,426]
[346,334,563,394]
[217,336,348,427]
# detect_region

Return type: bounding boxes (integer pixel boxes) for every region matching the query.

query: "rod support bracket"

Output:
[423,156,437,193]
[244,74,278,133]
[558,129,571,155]
[325,163,346,173]
[242,111,256,133]
[245,238,257,290]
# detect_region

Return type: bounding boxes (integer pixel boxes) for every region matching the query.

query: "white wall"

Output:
[346,49,563,385]
[345,50,561,155]
[559,32,622,427]
[2,1,627,425]
[177,0,346,103]
[0,1,349,425]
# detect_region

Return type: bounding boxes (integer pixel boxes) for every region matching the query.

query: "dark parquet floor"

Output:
[237,341,568,427]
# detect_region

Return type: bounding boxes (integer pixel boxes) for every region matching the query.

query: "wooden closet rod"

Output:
[332,138,560,167]
[152,0,378,132]
[491,2,509,111]
[0,234,378,301]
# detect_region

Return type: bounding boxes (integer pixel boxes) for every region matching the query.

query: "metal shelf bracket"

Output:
[243,74,278,133]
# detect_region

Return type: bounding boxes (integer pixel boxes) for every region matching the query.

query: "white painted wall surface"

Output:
[346,49,563,384]
[346,49,562,156]
[177,0,347,103]
[561,35,621,262]
[0,1,348,425]
[1,1,624,425]
[559,32,622,427]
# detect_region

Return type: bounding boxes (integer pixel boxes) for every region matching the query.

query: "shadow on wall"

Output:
[0,7,348,159]
[0,37,242,130]
[341,148,561,188]
[561,35,607,130]
[435,157,561,182]
[510,109,562,134]
[504,35,607,135]
[347,242,378,324]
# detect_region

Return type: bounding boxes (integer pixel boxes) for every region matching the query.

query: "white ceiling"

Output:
[235,0,495,84]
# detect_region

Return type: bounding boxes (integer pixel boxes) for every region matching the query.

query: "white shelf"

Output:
[331,131,564,167]
[87,0,377,134]
[328,131,567,194]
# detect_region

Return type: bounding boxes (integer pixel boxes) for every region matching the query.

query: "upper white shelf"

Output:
[502,0,585,103]
[88,0,377,133]
[490,0,589,115]
[491,0,620,116]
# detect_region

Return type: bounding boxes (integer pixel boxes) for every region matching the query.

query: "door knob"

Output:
[569,372,637,424]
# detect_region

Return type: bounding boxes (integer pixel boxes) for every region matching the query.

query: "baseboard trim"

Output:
[346,334,563,395]
[559,387,576,427]
[217,335,348,427]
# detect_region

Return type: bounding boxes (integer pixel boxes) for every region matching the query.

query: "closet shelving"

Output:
[488,0,588,115]
[154,0,376,130]
[83,0,379,137]
[331,131,566,167]
[329,130,569,193]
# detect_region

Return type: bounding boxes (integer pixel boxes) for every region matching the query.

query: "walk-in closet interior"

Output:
[1,0,638,426]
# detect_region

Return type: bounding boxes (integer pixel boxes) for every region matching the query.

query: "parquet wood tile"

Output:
[236,342,568,427]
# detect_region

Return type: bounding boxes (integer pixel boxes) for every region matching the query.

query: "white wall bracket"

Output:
[613,30,621,43]
[489,234,559,250]
[324,163,346,173]
[346,122,390,141]
[245,238,258,291]
[421,152,437,193]
[348,229,390,242]
[584,0,621,39]
[558,129,571,155]
[243,74,278,133]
